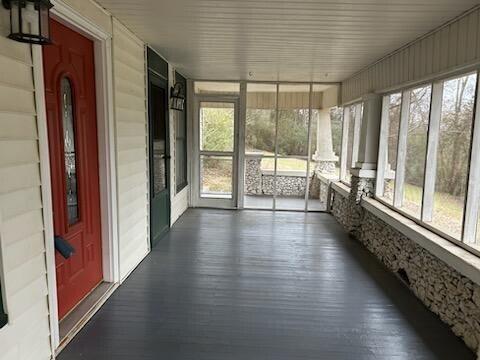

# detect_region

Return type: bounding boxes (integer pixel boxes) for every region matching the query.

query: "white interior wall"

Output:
[342,6,480,103]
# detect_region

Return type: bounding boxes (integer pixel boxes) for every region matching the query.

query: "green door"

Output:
[148,71,170,247]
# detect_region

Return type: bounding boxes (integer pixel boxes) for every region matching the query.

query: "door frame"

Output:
[33,0,119,352]
[192,95,240,208]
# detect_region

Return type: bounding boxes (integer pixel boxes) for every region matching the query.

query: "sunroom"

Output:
[1,0,480,359]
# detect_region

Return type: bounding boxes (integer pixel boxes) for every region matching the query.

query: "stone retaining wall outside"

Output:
[261,174,309,196]
[331,182,480,353]
[245,153,328,199]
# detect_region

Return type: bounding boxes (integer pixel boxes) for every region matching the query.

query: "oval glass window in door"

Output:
[61,77,79,225]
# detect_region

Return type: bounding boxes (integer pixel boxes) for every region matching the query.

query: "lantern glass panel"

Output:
[22,2,39,37]
[40,4,49,39]
[10,0,20,35]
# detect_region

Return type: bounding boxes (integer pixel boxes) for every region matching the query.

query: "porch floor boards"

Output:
[58,209,474,360]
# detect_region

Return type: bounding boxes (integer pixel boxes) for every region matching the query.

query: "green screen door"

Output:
[149,72,170,247]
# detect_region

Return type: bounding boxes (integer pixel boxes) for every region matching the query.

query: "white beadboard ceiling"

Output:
[95,0,479,82]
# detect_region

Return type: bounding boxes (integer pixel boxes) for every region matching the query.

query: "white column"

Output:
[313,108,338,174]
[351,93,383,179]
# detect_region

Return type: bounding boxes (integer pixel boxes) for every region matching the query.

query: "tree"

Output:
[201,107,234,151]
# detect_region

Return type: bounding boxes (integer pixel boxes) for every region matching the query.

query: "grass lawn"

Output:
[394,183,465,238]
[261,157,315,171]
[402,183,464,219]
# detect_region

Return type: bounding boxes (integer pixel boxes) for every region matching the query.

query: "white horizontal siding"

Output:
[0,9,52,360]
[113,19,149,280]
[62,0,112,35]
[342,7,480,103]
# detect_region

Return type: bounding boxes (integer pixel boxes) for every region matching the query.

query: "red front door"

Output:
[43,19,103,319]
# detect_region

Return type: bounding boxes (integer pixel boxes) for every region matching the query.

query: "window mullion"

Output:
[393,90,411,207]
[375,95,390,198]
[304,84,313,212]
[340,106,350,181]
[463,73,480,244]
[352,103,362,168]
[272,83,279,210]
[421,81,443,222]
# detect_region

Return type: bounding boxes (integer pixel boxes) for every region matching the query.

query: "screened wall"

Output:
[192,81,341,211]
[336,71,480,253]
[243,83,341,211]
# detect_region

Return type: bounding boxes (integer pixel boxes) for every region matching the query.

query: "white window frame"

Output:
[340,102,362,186]
[375,95,391,198]
[375,71,480,256]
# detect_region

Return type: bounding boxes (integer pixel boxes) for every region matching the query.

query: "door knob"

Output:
[54,236,75,259]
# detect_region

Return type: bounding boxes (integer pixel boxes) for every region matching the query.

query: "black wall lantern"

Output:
[2,0,53,45]
[170,82,186,111]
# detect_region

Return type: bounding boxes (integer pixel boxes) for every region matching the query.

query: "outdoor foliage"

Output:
[404,86,431,190]
[384,74,477,237]
[245,109,276,153]
[436,75,475,197]
[200,107,234,152]
[330,107,343,158]
[245,108,311,156]
[200,106,235,194]
[246,107,343,161]
[391,75,476,197]
[276,109,309,156]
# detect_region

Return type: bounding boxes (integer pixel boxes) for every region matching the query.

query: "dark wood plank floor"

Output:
[59,209,474,360]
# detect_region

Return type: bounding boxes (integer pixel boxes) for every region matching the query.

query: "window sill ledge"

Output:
[331,181,350,197]
[362,197,480,287]
[330,181,480,287]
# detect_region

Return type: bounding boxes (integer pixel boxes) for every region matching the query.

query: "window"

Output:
[340,103,362,185]
[198,101,235,198]
[61,77,79,225]
[243,83,341,211]
[175,72,188,193]
[330,107,344,173]
[428,74,476,239]
[400,85,431,218]
[200,103,235,152]
[376,72,479,247]
[377,93,401,204]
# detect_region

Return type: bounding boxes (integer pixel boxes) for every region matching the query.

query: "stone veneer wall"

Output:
[244,153,321,198]
[331,181,480,353]
[261,174,314,197]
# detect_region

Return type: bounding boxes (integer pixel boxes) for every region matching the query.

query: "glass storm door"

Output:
[43,19,103,319]
[195,98,239,208]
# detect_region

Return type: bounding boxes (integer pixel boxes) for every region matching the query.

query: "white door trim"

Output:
[193,95,240,208]
[33,0,119,353]
[237,81,247,209]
